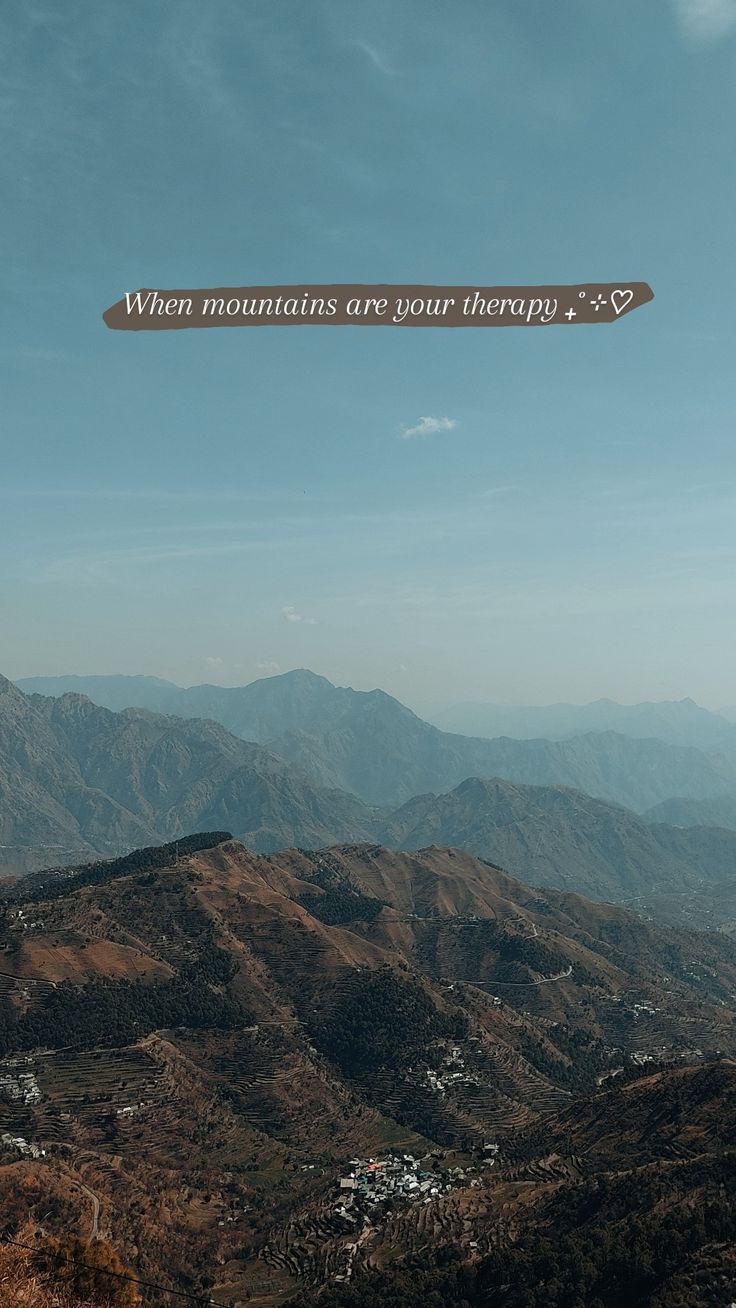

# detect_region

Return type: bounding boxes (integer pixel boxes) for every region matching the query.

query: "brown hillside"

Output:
[2,837,736,1304]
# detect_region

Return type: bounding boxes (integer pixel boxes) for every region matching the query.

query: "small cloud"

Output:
[673,0,736,39]
[349,40,396,75]
[479,485,514,499]
[256,660,280,673]
[398,663,409,673]
[203,655,230,684]
[282,605,318,625]
[398,415,458,441]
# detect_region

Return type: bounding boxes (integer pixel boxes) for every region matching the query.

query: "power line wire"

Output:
[3,1238,227,1306]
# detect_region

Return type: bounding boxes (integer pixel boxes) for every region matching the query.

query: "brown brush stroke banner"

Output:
[103,282,653,330]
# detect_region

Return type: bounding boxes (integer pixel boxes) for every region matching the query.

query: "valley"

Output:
[17,670,736,813]
[4,672,736,930]
[3,671,736,1304]
[1,834,736,1304]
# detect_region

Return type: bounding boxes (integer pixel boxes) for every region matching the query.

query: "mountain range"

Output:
[15,669,736,813]
[0,674,375,874]
[376,775,736,903]
[6,673,736,916]
[431,693,736,753]
[645,792,736,831]
[1,834,736,1304]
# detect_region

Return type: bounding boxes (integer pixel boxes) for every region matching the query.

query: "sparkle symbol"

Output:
[591,293,608,311]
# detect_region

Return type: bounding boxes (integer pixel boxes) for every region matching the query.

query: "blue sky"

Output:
[2,0,736,712]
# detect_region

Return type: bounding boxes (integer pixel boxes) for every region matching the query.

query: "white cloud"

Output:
[256,660,280,672]
[282,606,318,625]
[673,0,736,39]
[398,415,458,440]
[349,40,396,75]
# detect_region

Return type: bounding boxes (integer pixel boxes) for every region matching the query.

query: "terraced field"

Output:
[2,837,736,1304]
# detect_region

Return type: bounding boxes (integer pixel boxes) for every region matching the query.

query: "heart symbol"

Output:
[611,288,634,316]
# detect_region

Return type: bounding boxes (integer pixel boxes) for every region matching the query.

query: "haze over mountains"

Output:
[645,792,736,830]
[16,669,736,814]
[432,695,736,754]
[0,674,375,874]
[377,776,736,904]
[5,672,736,1295]
[5,671,736,919]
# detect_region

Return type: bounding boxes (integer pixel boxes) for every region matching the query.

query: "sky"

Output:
[1,0,736,715]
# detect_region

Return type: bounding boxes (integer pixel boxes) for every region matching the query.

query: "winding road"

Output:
[70,1179,100,1240]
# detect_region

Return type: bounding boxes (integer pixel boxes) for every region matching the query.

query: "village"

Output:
[417,1042,481,1096]
[0,1132,45,1160]
[0,1065,42,1106]
[332,1143,500,1227]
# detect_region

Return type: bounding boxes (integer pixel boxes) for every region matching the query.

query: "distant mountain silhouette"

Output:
[16,670,736,812]
[16,672,182,713]
[377,775,736,902]
[7,674,736,911]
[0,674,375,874]
[431,694,736,754]
[645,792,736,831]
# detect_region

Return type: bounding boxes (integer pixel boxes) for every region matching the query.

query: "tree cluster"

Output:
[5,832,232,906]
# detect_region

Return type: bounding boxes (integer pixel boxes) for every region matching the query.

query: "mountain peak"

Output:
[268,667,334,687]
[0,674,30,707]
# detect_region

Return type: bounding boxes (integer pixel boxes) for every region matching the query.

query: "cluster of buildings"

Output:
[629,1001,661,1018]
[0,1061,46,1160]
[629,1049,683,1066]
[333,1144,499,1224]
[5,907,44,932]
[420,1044,480,1096]
[0,1131,45,1159]
[115,1100,152,1117]
[334,1153,445,1223]
[0,1066,42,1106]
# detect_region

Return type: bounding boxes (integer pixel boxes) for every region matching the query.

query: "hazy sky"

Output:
[2,0,736,714]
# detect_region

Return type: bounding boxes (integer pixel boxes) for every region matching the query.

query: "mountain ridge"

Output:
[6,676,736,915]
[2,835,736,1303]
[377,774,736,904]
[0,677,377,874]
[14,669,736,813]
[431,692,736,754]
